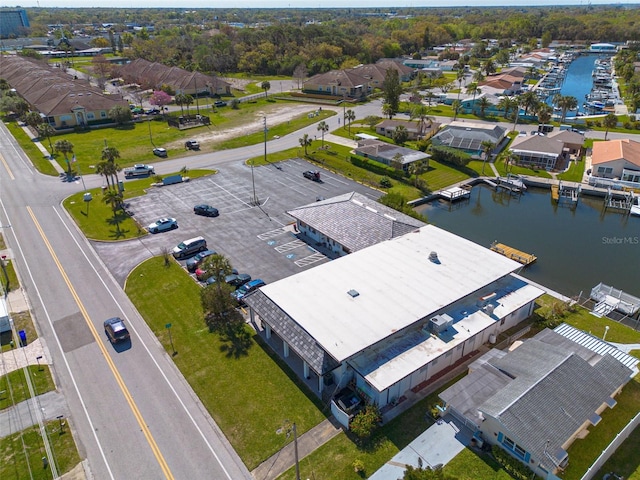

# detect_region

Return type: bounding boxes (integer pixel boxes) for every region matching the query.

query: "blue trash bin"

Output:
[18,330,26,347]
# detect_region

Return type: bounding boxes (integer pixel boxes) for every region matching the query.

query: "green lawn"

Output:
[4,122,58,176]
[63,169,214,241]
[0,421,81,480]
[0,366,56,410]
[125,257,327,470]
[557,158,586,182]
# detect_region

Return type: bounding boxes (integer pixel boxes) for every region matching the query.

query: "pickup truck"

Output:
[303,170,321,182]
[124,164,155,178]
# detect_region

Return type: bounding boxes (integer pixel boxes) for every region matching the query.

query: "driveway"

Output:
[94,158,382,286]
[368,415,473,479]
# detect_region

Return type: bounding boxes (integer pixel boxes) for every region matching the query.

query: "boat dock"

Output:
[496,175,527,193]
[590,283,640,317]
[438,186,471,201]
[490,241,537,265]
[604,187,634,213]
[552,180,581,204]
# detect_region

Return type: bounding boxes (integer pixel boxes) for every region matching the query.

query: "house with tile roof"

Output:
[439,328,633,478]
[480,67,527,95]
[244,216,544,425]
[0,55,128,129]
[118,58,231,97]
[431,121,507,157]
[286,192,425,256]
[590,138,640,185]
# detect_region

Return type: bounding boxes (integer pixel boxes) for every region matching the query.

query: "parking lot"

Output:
[93,158,382,286]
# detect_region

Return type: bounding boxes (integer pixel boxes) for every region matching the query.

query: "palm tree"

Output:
[497,96,516,119]
[317,121,329,148]
[344,109,355,135]
[477,96,491,117]
[456,69,465,101]
[101,146,122,188]
[480,140,495,175]
[54,139,74,176]
[452,100,462,121]
[482,58,496,76]
[261,80,271,99]
[472,70,485,84]
[557,95,578,123]
[603,113,618,140]
[103,188,124,233]
[519,91,540,117]
[536,104,553,126]
[504,151,519,173]
[465,83,481,114]
[298,133,312,156]
[24,111,42,130]
[37,123,55,154]
[407,160,428,188]
[174,93,188,116]
[382,102,394,119]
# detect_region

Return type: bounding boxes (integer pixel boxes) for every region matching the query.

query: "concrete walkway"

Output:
[19,124,65,175]
[251,417,343,480]
[0,390,70,439]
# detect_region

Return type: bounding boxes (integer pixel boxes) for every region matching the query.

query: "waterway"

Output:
[415,186,638,298]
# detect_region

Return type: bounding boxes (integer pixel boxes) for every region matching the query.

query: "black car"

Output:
[214,100,227,107]
[303,170,321,181]
[194,204,219,217]
[104,317,130,344]
[225,273,252,288]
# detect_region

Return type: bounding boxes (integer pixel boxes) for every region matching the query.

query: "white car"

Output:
[147,217,178,233]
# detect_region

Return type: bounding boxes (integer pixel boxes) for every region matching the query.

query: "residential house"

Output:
[480,67,526,95]
[590,139,640,185]
[303,69,369,100]
[286,191,425,256]
[354,138,431,172]
[509,134,565,171]
[431,121,507,157]
[118,58,231,96]
[0,55,128,129]
[375,119,440,141]
[244,220,544,426]
[439,326,635,478]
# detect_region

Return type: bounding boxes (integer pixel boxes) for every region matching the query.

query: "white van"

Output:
[172,236,207,259]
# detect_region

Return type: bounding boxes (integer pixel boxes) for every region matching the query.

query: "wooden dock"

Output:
[551,184,559,202]
[490,241,537,265]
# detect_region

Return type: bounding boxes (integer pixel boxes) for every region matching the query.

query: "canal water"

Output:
[415,186,639,298]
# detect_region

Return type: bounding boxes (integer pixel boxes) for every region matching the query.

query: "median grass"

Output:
[0,420,81,480]
[125,256,327,470]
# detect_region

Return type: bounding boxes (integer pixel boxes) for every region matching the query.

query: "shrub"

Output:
[349,404,382,441]
[634,121,640,130]
[430,146,472,167]
[350,156,405,181]
[624,122,633,130]
[352,459,365,475]
[491,445,535,480]
[379,176,393,188]
[379,193,428,222]
[630,114,636,122]
[585,120,593,128]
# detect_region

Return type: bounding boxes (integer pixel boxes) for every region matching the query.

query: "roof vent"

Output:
[347,289,360,298]
[428,251,440,264]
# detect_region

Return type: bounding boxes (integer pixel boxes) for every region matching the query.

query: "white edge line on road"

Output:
[52,206,237,480]
[0,203,116,480]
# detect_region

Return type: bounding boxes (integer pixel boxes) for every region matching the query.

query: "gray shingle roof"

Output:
[244,290,339,375]
[287,192,425,253]
[509,135,565,155]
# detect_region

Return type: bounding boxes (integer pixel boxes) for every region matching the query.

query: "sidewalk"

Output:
[0,390,70,439]
[19,124,65,175]
[251,417,343,480]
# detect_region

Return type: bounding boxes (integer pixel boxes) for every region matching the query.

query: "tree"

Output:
[465,82,481,114]
[392,125,409,145]
[477,96,491,117]
[24,110,43,130]
[102,189,124,234]
[497,96,516,119]
[109,105,132,125]
[317,121,329,148]
[557,95,578,123]
[344,109,355,135]
[381,68,401,117]
[96,161,116,191]
[481,140,495,175]
[519,91,540,116]
[298,133,311,156]
[37,123,55,154]
[402,464,453,480]
[54,139,74,176]
[504,151,519,173]
[293,64,308,89]
[536,104,553,126]
[91,54,112,90]
[174,93,189,116]
[382,101,395,119]
[101,146,122,188]
[456,68,465,101]
[408,160,428,188]
[199,254,242,331]
[261,80,271,98]
[149,90,172,116]
[603,113,617,140]
[452,100,462,121]
[349,404,381,442]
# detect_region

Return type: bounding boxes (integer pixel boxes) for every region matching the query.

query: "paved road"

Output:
[0,121,252,479]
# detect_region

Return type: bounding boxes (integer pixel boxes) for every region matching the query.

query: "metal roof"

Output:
[259,224,523,363]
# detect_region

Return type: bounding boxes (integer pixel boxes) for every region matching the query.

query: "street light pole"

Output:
[293,422,300,480]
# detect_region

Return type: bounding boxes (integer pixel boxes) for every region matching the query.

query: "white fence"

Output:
[580,411,640,480]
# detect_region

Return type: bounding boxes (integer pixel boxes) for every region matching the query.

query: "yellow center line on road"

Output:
[26,206,174,480]
[0,152,15,180]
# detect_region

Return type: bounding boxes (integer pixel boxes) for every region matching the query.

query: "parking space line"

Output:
[257,228,286,241]
[274,239,306,253]
[208,179,253,208]
[295,252,326,267]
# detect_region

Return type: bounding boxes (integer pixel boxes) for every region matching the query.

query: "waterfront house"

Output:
[431,121,507,157]
[590,139,640,185]
[244,219,544,425]
[509,130,584,171]
[439,326,634,479]
[354,138,431,172]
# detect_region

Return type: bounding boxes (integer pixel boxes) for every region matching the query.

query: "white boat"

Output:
[631,196,640,216]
